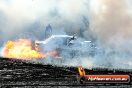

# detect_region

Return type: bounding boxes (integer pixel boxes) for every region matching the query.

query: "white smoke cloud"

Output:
[89,0,132,68]
[89,0,132,48]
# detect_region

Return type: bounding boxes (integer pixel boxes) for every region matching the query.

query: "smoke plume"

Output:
[89,0,132,68]
[90,0,132,50]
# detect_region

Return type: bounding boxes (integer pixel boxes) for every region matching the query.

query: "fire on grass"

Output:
[2,39,60,60]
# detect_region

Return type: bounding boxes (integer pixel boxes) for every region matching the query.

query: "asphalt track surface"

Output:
[0,57,132,88]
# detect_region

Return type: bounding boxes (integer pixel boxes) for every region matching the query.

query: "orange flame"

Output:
[78,66,86,76]
[3,39,45,60]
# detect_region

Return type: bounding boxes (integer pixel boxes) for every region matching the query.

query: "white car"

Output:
[35,35,96,58]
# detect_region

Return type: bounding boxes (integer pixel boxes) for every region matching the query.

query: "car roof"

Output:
[35,35,73,44]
